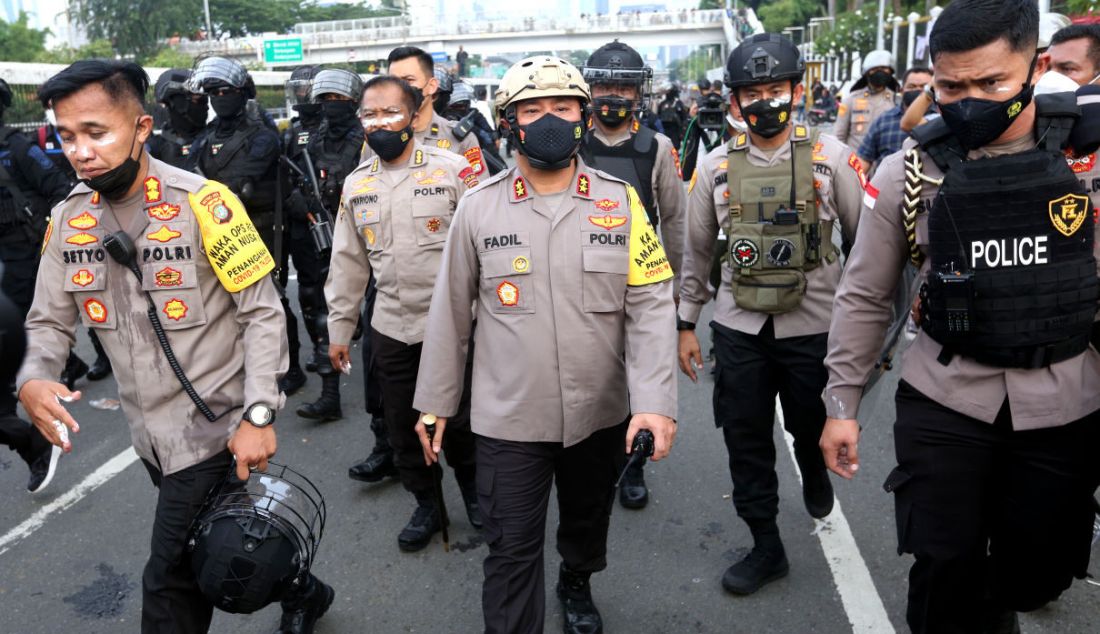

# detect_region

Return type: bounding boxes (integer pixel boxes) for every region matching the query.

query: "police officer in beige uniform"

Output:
[384,46,486,175]
[327,75,480,552]
[579,39,686,509]
[347,46,488,483]
[677,34,864,596]
[15,60,334,634]
[412,56,678,634]
[834,50,898,152]
[820,2,1100,631]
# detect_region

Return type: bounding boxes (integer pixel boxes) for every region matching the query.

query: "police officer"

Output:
[19,59,334,634]
[148,68,207,170]
[278,65,323,396]
[834,49,898,152]
[385,46,486,175]
[580,39,685,510]
[413,56,678,634]
[291,69,365,421]
[677,34,864,596]
[187,58,306,396]
[820,2,1100,631]
[658,85,688,149]
[445,81,505,173]
[0,76,73,493]
[326,75,480,551]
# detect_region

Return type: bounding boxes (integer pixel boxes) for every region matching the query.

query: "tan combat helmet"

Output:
[495,55,592,119]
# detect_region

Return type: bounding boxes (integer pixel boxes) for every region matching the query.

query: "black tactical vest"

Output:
[307,129,363,212]
[581,124,658,226]
[916,95,1099,368]
[149,128,197,170]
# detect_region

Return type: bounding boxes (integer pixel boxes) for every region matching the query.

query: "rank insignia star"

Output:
[576,174,590,196]
[513,177,528,200]
[143,176,162,203]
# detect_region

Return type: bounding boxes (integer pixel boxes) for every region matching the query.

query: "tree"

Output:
[35,39,116,64]
[757,0,823,33]
[208,0,299,37]
[145,46,195,68]
[69,0,202,60]
[813,9,877,59]
[0,12,50,63]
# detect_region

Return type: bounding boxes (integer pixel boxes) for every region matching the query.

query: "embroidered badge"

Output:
[155,267,182,287]
[512,256,530,273]
[68,211,98,230]
[731,238,760,268]
[71,269,95,287]
[496,281,519,306]
[147,226,182,243]
[588,215,628,230]
[84,298,108,323]
[163,298,188,321]
[66,232,98,246]
[147,202,181,222]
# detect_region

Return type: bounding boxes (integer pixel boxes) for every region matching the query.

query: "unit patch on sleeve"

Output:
[189,181,275,292]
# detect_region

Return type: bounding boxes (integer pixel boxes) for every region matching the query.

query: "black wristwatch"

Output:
[244,404,275,428]
[677,319,696,331]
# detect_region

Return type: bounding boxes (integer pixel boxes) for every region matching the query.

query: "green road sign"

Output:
[264,38,303,64]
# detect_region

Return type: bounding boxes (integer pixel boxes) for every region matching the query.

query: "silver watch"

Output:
[244,404,275,428]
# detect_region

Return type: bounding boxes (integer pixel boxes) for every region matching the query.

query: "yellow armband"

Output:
[189,181,275,292]
[626,185,673,286]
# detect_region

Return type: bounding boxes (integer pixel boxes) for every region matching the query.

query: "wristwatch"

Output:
[677,319,696,331]
[244,404,275,428]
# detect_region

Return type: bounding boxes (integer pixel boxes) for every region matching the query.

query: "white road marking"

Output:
[0,447,139,557]
[778,399,896,634]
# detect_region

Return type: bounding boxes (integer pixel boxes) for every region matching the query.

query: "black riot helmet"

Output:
[155,68,193,103]
[156,68,208,133]
[583,40,653,125]
[188,462,326,614]
[190,56,256,99]
[724,33,805,90]
[286,65,321,109]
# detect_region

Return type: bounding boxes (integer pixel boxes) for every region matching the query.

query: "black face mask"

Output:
[167,94,208,134]
[293,103,323,128]
[83,121,142,200]
[902,90,923,110]
[867,70,891,89]
[366,126,412,161]
[210,92,246,119]
[322,100,358,139]
[937,73,1035,151]
[592,96,634,127]
[741,97,793,139]
[514,112,584,170]
[409,86,426,112]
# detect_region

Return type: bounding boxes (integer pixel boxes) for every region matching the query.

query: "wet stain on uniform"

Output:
[62,563,135,618]
[450,534,485,553]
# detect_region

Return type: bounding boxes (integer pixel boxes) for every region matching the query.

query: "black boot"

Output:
[457,474,483,529]
[721,529,789,595]
[556,563,603,634]
[348,417,397,482]
[296,374,342,421]
[279,365,307,396]
[276,577,335,634]
[398,493,442,552]
[801,466,834,519]
[618,457,648,509]
[59,353,88,391]
[85,330,112,381]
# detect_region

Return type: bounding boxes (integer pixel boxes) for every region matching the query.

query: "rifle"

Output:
[281,153,334,255]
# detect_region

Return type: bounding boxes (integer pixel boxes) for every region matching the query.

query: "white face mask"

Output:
[1090,70,1100,86]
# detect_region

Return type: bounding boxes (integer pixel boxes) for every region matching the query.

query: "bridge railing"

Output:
[179,9,730,56]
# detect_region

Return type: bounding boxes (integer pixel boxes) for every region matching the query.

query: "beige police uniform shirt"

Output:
[362,111,486,178]
[678,130,865,339]
[326,143,475,346]
[824,135,1100,430]
[17,157,287,475]
[412,159,678,446]
[835,87,897,152]
[590,123,687,281]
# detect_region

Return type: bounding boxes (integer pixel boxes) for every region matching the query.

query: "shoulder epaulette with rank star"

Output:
[793,125,809,141]
[413,149,425,166]
[430,123,440,135]
[512,176,528,201]
[576,173,591,197]
[731,133,749,150]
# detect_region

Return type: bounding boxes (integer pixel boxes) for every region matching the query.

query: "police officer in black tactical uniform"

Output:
[580,40,686,511]
[444,81,506,175]
[278,65,322,397]
[288,68,364,421]
[658,85,687,149]
[0,77,72,493]
[188,57,306,395]
[148,68,208,170]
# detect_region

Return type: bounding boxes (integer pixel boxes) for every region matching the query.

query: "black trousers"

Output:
[140,451,234,633]
[711,320,828,526]
[0,414,47,463]
[370,328,475,494]
[478,420,626,634]
[890,381,1100,634]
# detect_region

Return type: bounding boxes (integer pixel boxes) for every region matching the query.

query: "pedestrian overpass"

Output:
[178,9,741,68]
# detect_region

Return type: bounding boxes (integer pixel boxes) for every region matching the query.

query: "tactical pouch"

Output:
[731,268,807,314]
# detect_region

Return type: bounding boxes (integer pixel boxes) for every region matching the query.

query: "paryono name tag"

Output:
[189,182,274,292]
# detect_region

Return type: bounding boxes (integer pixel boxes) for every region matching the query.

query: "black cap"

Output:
[724,33,804,89]
[583,40,650,87]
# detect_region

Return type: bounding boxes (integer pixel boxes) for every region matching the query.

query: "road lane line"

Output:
[778,400,896,634]
[0,446,139,557]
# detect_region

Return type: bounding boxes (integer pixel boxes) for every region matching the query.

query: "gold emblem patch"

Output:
[1049,193,1090,237]
[512,255,529,273]
[163,298,188,321]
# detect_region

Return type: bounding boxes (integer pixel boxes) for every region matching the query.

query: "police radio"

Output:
[921,268,975,335]
[615,430,655,489]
